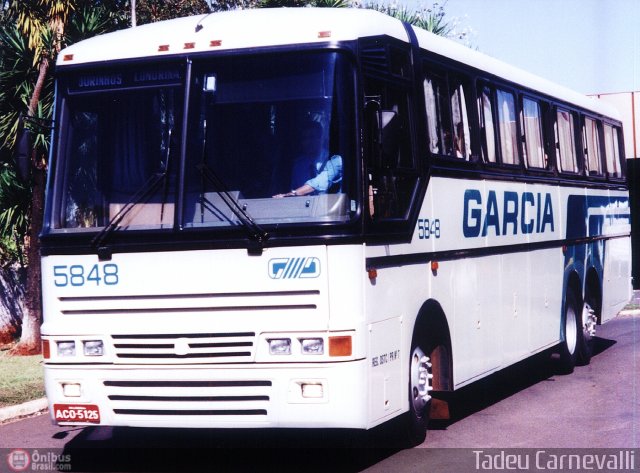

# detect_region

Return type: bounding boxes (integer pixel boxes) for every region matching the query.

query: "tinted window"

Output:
[604,124,622,178]
[478,85,497,163]
[555,109,578,173]
[583,118,602,176]
[497,89,518,165]
[521,98,546,168]
[423,72,471,159]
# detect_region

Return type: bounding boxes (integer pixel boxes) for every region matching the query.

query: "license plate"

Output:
[53,404,101,424]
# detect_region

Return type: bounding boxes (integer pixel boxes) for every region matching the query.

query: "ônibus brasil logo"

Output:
[6,449,30,472]
[269,257,320,279]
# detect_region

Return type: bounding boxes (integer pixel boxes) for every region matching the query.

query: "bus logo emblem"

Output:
[269,258,320,279]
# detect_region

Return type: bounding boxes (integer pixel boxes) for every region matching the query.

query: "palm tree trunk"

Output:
[11,56,49,355]
[0,266,25,346]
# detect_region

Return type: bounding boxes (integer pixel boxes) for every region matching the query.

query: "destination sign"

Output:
[68,67,183,93]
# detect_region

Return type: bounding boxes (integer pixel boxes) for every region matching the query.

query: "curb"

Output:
[0,398,48,425]
[618,309,640,317]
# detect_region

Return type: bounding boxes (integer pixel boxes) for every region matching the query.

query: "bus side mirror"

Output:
[15,117,32,182]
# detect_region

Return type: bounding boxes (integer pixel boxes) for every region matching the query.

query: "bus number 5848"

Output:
[417,218,441,240]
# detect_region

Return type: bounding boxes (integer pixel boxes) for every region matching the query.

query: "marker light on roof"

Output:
[158,45,170,52]
[63,54,74,61]
[318,31,331,38]
[184,42,196,49]
[209,40,222,47]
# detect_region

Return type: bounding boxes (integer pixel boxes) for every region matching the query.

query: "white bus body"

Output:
[41,8,631,444]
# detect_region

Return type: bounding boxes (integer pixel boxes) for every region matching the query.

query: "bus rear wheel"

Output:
[577,299,596,365]
[559,289,594,372]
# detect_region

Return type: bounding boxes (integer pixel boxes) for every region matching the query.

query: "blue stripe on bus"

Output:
[565,195,630,240]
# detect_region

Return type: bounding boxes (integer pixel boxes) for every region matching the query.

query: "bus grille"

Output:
[103,380,271,417]
[111,332,256,363]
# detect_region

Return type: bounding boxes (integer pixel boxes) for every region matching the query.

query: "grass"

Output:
[0,351,45,408]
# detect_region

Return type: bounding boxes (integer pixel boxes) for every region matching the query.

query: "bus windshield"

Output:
[51,51,356,234]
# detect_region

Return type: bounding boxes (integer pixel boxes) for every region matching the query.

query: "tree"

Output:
[0,0,466,353]
[0,1,115,354]
[364,1,473,44]
[134,0,209,24]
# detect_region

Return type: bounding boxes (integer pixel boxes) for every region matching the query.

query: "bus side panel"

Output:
[527,247,565,353]
[601,237,632,322]
[367,316,403,424]
[602,189,633,322]
[446,256,502,384]
[361,253,431,425]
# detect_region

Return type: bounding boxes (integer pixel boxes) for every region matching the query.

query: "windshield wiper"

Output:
[92,129,174,259]
[91,170,168,259]
[196,162,269,254]
[197,118,268,254]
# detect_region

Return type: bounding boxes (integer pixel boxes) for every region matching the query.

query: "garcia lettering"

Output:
[463,190,554,238]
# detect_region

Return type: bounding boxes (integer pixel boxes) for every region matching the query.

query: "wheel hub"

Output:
[582,303,597,338]
[410,347,433,414]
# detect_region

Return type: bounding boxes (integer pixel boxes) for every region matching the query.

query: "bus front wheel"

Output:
[403,343,433,446]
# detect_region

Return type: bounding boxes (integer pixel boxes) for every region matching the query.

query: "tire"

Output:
[576,297,596,365]
[402,341,433,446]
[559,289,594,372]
[559,290,579,373]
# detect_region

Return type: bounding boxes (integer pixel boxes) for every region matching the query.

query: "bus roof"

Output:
[57,8,407,65]
[57,7,619,120]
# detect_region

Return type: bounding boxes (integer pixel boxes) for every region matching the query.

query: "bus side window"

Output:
[604,123,623,178]
[583,117,603,176]
[478,85,497,163]
[423,75,446,155]
[555,108,578,173]
[450,80,471,160]
[424,70,471,160]
[521,97,546,169]
[496,89,519,165]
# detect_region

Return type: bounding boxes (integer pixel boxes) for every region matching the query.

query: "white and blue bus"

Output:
[41,8,631,445]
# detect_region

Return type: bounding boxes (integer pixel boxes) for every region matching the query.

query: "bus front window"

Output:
[184,51,355,227]
[50,52,356,236]
[55,85,182,230]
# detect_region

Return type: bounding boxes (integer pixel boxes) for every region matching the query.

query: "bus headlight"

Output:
[268,338,292,355]
[83,340,104,356]
[300,338,324,355]
[57,341,76,357]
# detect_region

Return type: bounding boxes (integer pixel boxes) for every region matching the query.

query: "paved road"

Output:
[1,313,638,472]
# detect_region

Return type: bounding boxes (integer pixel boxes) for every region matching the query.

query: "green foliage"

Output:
[135,0,210,24]
[365,2,453,35]
[257,0,350,7]
[0,0,464,267]
[65,5,118,45]
[0,166,29,265]
[0,2,115,266]
[0,25,38,151]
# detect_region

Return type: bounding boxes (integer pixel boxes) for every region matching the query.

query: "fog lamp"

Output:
[268,338,291,355]
[62,383,82,397]
[57,341,76,357]
[83,340,104,356]
[301,383,324,398]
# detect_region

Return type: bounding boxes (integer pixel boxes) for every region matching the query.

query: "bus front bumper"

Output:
[44,360,369,429]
